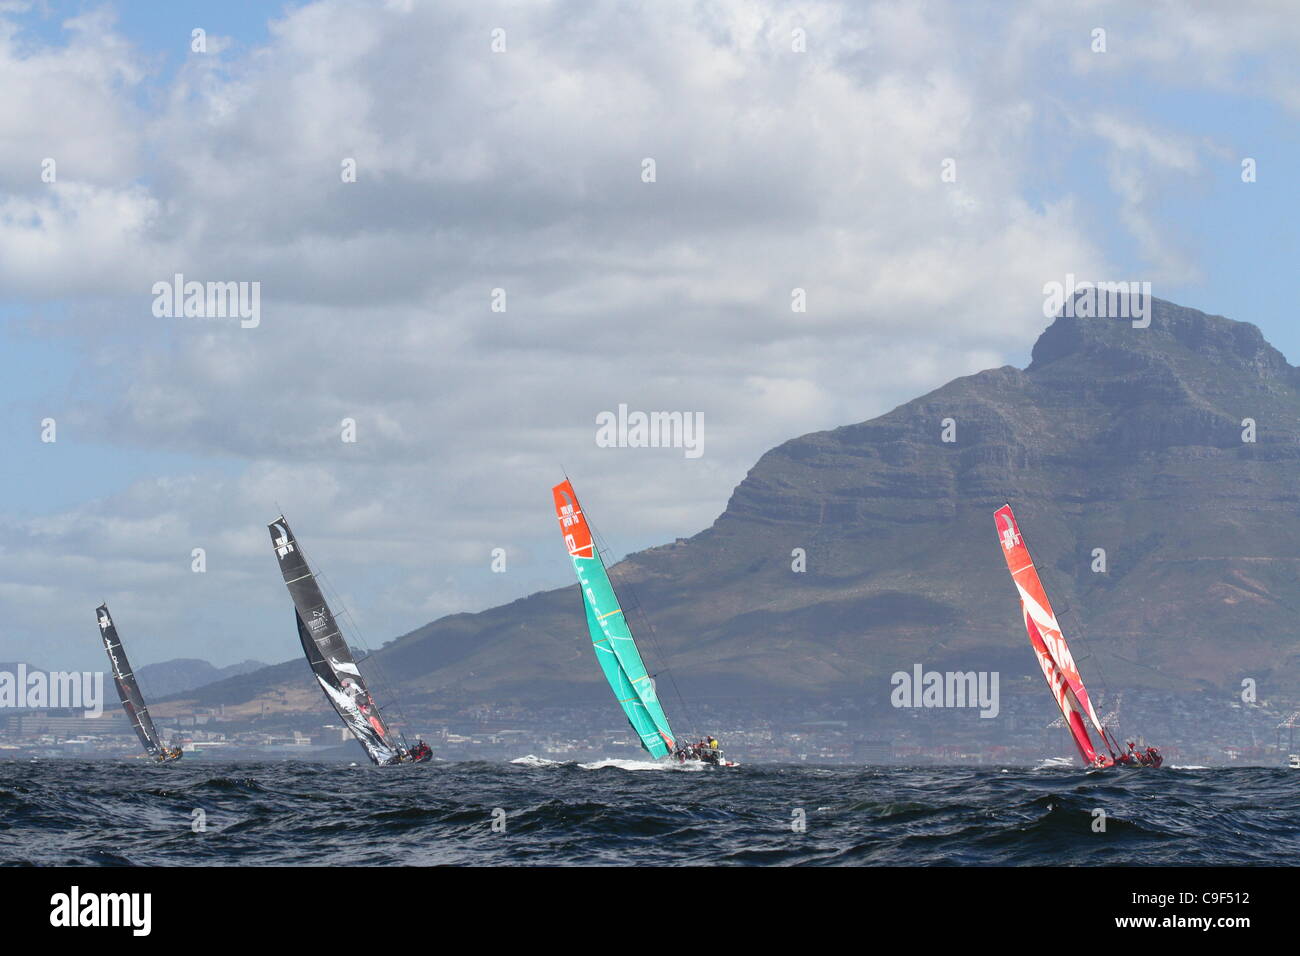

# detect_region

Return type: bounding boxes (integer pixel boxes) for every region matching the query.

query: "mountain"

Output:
[136,658,266,700]
[0,661,43,674]
[169,299,1300,714]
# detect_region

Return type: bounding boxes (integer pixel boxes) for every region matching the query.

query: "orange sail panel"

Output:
[994,505,1112,767]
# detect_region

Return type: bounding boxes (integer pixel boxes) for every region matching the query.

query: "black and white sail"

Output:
[96,604,166,757]
[269,515,401,765]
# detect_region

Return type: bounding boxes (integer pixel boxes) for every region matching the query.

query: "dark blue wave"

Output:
[0,760,1295,866]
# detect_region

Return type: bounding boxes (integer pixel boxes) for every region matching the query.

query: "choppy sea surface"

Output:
[1,757,1295,866]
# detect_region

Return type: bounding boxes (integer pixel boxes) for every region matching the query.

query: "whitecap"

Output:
[510,754,565,768]
[578,757,704,772]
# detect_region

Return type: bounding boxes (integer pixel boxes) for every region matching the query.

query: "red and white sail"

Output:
[994,505,1115,767]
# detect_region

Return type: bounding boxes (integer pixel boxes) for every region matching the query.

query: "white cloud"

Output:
[1,0,1291,669]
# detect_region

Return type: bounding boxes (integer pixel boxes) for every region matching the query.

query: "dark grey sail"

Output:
[269,516,400,765]
[96,604,165,757]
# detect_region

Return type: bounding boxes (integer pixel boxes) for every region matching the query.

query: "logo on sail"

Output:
[274,532,295,559]
[998,513,1020,552]
[1033,644,1071,710]
[554,485,595,557]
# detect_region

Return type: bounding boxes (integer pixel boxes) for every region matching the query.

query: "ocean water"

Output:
[1,758,1295,866]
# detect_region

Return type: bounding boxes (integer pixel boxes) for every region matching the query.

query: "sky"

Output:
[2,0,1299,671]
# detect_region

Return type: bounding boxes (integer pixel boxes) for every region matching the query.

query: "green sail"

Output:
[571,550,676,758]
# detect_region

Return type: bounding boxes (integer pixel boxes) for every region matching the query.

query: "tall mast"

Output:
[269,515,401,765]
[994,505,1115,766]
[96,605,166,757]
[552,480,677,758]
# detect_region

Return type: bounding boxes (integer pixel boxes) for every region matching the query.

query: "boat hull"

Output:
[673,752,739,767]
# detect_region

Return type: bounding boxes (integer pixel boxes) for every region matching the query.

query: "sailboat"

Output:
[551,479,736,766]
[993,505,1162,769]
[267,515,431,765]
[95,605,182,763]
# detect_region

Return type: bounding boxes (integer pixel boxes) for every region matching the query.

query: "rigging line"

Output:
[584,511,699,747]
[1055,575,1121,754]
[1021,517,1111,757]
[333,611,412,751]
[329,591,413,746]
[1006,499,1102,755]
[294,534,414,749]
